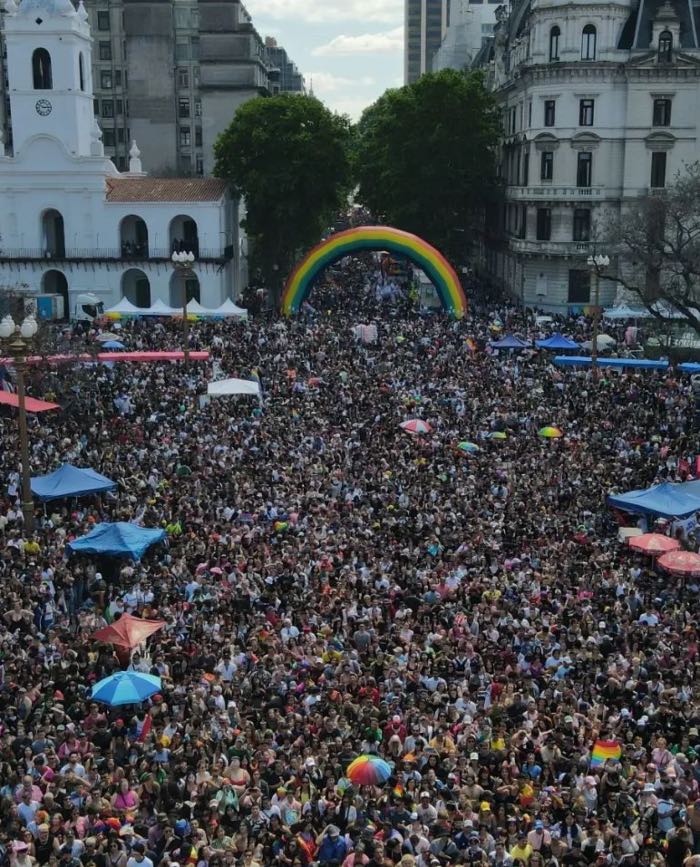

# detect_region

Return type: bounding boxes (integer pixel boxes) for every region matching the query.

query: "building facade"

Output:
[433,0,499,73]
[405,0,450,83]
[0,0,244,315]
[266,36,305,94]
[479,0,700,311]
[0,0,303,175]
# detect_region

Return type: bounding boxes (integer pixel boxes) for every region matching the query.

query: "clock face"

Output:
[35,98,52,117]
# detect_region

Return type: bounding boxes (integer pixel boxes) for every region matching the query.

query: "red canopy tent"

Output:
[91,613,165,649]
[0,392,60,413]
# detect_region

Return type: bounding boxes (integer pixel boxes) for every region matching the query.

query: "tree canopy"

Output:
[354,69,501,266]
[214,93,352,295]
[608,162,700,332]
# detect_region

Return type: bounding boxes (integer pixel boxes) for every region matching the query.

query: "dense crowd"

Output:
[0,262,698,867]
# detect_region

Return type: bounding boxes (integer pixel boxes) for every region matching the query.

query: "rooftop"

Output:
[105,177,229,203]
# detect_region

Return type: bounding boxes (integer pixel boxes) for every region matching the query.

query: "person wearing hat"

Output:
[316,824,347,865]
[527,820,551,851]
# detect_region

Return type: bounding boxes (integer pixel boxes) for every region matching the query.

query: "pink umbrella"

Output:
[628,533,680,556]
[400,419,432,435]
[657,550,700,576]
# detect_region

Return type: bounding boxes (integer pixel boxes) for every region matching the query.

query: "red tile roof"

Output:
[105,177,228,203]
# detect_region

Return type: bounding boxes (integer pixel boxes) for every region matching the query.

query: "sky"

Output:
[243,0,404,120]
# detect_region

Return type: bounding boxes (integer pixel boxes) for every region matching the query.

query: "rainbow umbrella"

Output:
[539,426,563,438]
[346,755,393,786]
[400,419,432,435]
[486,431,507,440]
[457,441,480,453]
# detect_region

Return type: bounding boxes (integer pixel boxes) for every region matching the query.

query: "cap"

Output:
[480,801,491,811]
[420,791,430,799]
[470,752,479,760]
[535,820,544,830]
[327,825,340,837]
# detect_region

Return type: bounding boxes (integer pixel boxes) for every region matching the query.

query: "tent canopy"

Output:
[207,378,261,397]
[535,333,580,350]
[490,335,531,349]
[554,356,669,370]
[603,304,652,320]
[0,392,59,412]
[31,464,117,501]
[214,299,248,318]
[68,522,166,560]
[608,481,700,518]
[105,297,142,315]
[139,299,179,317]
[91,612,165,649]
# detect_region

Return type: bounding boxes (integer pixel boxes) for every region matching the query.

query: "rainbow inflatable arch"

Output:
[281,226,468,319]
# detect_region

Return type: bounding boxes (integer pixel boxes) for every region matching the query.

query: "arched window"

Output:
[658,30,673,62]
[581,24,596,60]
[79,52,85,91]
[32,48,53,90]
[549,26,561,61]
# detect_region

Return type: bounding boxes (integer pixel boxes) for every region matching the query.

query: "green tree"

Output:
[214,94,352,302]
[354,69,501,266]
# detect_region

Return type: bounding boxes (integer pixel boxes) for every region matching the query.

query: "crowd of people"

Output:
[0,261,698,867]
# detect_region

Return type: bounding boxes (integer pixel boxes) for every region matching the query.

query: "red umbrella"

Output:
[657,550,700,576]
[628,533,680,555]
[400,419,432,435]
[91,613,165,650]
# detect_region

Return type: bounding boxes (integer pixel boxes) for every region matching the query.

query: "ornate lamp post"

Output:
[0,314,39,532]
[587,253,610,376]
[171,250,196,369]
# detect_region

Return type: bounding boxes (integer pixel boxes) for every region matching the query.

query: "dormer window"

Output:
[549,26,561,61]
[658,30,673,62]
[32,47,52,89]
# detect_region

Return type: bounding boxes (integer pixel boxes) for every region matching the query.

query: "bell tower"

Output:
[3,0,97,157]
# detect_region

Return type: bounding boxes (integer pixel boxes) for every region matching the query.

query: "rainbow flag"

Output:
[590,739,621,767]
[393,784,405,799]
[466,338,478,353]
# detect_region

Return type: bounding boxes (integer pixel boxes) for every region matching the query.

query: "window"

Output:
[180,126,191,147]
[658,30,673,62]
[177,68,189,88]
[99,41,112,61]
[541,150,554,181]
[568,270,590,303]
[651,151,667,188]
[528,101,532,126]
[32,48,52,90]
[196,156,204,176]
[581,24,596,60]
[79,52,85,91]
[653,98,672,126]
[102,129,115,147]
[101,99,114,118]
[544,100,555,127]
[178,97,190,118]
[97,10,110,30]
[195,127,202,147]
[579,98,594,126]
[577,151,592,187]
[191,38,200,60]
[93,98,100,115]
[100,70,112,89]
[536,208,552,241]
[573,208,591,242]
[517,205,526,239]
[117,127,125,143]
[194,98,202,117]
[116,99,123,115]
[176,42,189,63]
[114,70,122,86]
[549,26,561,61]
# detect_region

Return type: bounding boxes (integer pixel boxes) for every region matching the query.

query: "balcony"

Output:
[0,247,231,263]
[507,185,605,201]
[509,239,593,257]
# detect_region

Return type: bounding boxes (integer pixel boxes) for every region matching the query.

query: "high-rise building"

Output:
[404,0,450,84]
[432,0,498,73]
[0,0,304,175]
[265,37,305,94]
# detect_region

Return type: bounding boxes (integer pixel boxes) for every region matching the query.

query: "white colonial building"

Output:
[0,0,245,316]
[481,0,700,311]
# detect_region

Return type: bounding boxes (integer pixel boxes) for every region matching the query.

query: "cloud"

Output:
[243,0,402,24]
[308,71,375,94]
[312,26,404,56]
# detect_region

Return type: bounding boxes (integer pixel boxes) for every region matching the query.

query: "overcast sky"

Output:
[243,0,404,120]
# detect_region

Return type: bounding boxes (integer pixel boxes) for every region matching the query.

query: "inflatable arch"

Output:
[281,226,468,319]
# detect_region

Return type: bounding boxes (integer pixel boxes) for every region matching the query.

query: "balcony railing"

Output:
[507,185,605,201]
[0,247,230,262]
[510,239,593,256]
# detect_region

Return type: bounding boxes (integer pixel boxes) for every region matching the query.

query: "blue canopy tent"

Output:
[535,333,580,350]
[31,464,117,501]
[554,356,669,370]
[608,481,700,518]
[68,522,166,560]
[679,363,700,374]
[490,335,531,349]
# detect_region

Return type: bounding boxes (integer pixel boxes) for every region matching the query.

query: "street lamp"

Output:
[171,250,196,368]
[586,253,610,375]
[0,314,39,533]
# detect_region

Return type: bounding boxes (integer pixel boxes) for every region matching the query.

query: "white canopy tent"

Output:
[603,304,652,320]
[105,297,142,316]
[140,299,179,317]
[186,299,210,316]
[207,378,261,398]
[214,299,248,318]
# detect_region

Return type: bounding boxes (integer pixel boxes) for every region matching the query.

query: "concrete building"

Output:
[433,0,498,72]
[475,0,700,312]
[266,36,305,94]
[405,0,450,83]
[0,0,245,315]
[0,0,303,175]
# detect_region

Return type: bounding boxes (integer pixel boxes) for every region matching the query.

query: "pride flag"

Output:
[590,739,621,767]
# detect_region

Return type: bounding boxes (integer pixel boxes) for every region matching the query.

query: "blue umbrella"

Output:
[91,671,161,706]
[103,340,126,350]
